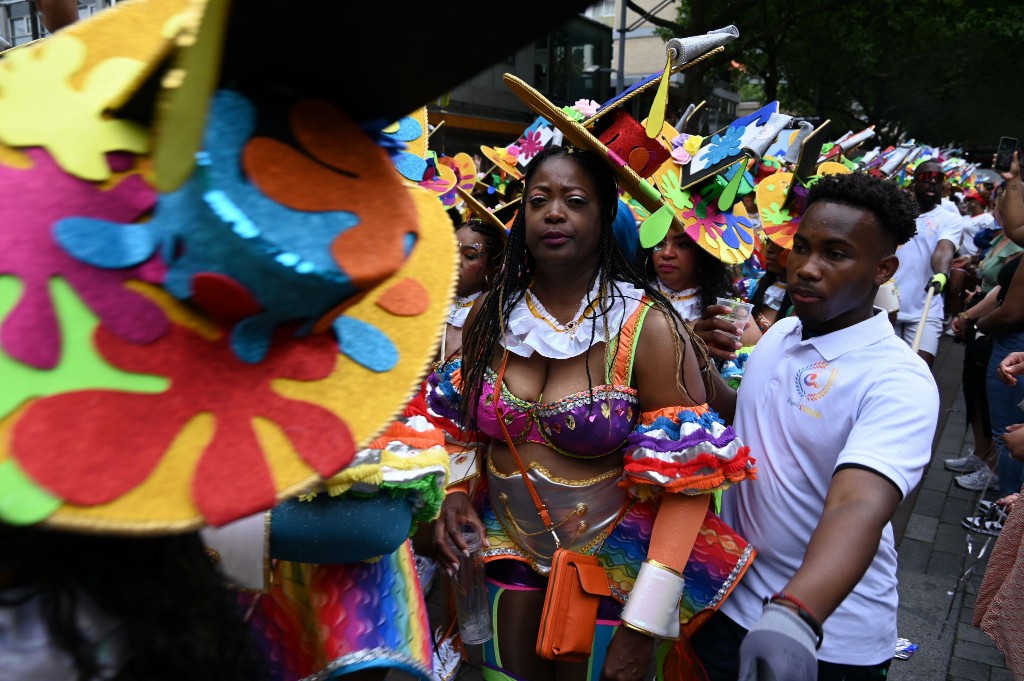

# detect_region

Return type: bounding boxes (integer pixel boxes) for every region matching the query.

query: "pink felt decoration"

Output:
[12,324,356,526]
[0,148,165,368]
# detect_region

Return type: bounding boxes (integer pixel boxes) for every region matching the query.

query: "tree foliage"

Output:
[628,0,1024,148]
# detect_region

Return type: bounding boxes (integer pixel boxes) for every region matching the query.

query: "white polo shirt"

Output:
[720,310,938,665]
[893,206,963,323]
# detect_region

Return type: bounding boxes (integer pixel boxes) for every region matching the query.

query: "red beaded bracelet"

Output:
[766,592,824,649]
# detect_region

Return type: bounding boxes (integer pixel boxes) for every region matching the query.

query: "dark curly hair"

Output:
[458,145,709,426]
[0,526,265,681]
[806,172,919,250]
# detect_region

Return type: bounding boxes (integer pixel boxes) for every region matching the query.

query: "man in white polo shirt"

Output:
[691,172,939,680]
[892,160,963,367]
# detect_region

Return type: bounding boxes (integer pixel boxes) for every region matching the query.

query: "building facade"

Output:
[427,14,613,156]
[0,0,112,46]
[585,0,740,132]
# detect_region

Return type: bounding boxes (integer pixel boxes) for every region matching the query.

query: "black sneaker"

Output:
[962,511,1005,536]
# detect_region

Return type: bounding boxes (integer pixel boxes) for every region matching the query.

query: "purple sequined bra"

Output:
[475,367,639,459]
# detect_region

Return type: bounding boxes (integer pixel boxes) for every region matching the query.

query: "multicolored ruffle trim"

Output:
[319,405,448,524]
[624,404,756,496]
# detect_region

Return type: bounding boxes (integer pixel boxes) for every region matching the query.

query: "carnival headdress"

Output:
[755,121,852,248]
[504,27,795,264]
[0,0,593,532]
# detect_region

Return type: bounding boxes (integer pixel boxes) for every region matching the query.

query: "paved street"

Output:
[403,335,1011,681]
[890,336,1009,681]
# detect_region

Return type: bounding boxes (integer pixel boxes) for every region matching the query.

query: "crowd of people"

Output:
[3,2,1024,681]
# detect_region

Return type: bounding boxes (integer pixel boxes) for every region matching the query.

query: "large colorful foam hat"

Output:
[755,120,852,249]
[864,142,919,180]
[0,0,594,533]
[504,26,789,263]
[505,28,738,214]
[818,125,876,167]
[479,114,567,182]
[640,100,793,263]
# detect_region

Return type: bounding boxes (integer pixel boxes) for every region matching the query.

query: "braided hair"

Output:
[458,145,708,426]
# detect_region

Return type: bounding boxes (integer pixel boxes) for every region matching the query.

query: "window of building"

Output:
[535,17,613,105]
[584,0,615,18]
[10,15,33,45]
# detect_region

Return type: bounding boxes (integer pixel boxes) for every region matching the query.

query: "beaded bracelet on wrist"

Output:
[765,592,824,649]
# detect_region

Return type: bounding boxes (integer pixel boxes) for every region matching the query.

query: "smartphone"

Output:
[994,136,1019,173]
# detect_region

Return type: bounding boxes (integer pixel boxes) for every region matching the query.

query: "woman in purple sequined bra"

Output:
[428,146,757,681]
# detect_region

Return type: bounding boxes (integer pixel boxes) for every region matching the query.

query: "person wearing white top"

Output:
[958,191,995,259]
[892,160,963,366]
[690,171,939,679]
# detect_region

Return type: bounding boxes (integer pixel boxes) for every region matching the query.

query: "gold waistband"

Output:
[486,461,628,572]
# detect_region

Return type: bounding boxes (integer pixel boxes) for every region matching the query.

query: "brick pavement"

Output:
[890,337,1010,681]
[400,337,1012,680]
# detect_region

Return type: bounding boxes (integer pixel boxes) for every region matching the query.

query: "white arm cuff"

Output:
[620,560,685,640]
[199,511,272,592]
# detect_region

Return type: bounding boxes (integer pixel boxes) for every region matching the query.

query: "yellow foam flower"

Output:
[683,134,704,157]
[0,34,148,180]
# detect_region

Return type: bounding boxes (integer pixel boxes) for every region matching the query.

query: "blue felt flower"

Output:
[718,212,756,249]
[704,126,744,165]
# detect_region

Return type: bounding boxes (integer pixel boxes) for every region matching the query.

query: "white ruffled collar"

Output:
[763,280,788,311]
[502,278,645,359]
[447,290,481,328]
[653,280,701,321]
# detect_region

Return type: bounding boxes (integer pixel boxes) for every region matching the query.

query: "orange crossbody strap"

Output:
[494,350,556,534]
[493,351,629,548]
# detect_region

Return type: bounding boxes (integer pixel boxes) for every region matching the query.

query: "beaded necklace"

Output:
[525,284,602,340]
[654,279,699,303]
[448,290,481,326]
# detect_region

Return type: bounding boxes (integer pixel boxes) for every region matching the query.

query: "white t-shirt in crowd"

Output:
[720,310,938,666]
[959,212,995,258]
[893,206,963,322]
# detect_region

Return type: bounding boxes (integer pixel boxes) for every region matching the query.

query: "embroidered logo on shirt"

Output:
[788,361,838,418]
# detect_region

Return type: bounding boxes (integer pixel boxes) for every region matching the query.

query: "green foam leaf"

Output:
[0,460,61,525]
[639,205,676,248]
[718,161,747,211]
[0,275,169,420]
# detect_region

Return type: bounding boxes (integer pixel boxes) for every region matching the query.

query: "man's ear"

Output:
[876,254,899,286]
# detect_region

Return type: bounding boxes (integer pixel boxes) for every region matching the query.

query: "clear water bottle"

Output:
[449,525,492,644]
